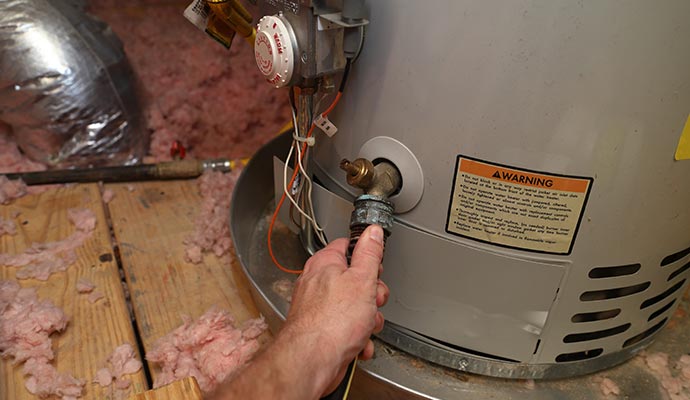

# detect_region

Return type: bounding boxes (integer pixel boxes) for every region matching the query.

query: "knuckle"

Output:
[302,258,317,273]
[317,247,343,262]
[331,238,349,248]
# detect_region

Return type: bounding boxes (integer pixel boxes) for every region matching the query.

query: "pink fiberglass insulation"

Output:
[271,278,294,303]
[0,128,46,204]
[0,216,17,236]
[102,189,115,204]
[0,280,85,399]
[67,208,97,232]
[0,131,46,174]
[23,358,85,400]
[94,368,112,387]
[76,278,96,294]
[523,379,535,391]
[147,307,267,393]
[87,290,105,304]
[599,378,620,396]
[183,170,239,264]
[0,175,28,205]
[87,1,291,162]
[680,355,690,380]
[641,352,690,400]
[0,208,97,281]
[109,343,142,378]
[93,343,142,391]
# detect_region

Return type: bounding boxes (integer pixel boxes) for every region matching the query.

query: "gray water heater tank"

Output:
[307,0,690,377]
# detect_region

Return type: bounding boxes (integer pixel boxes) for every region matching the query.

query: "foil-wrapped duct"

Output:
[0,0,147,167]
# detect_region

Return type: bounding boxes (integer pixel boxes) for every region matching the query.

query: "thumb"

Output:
[349,225,384,280]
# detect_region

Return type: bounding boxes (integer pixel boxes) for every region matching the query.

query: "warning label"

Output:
[675,114,690,161]
[446,156,593,255]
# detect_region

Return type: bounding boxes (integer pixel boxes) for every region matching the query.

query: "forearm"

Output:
[211,227,386,399]
[210,322,339,400]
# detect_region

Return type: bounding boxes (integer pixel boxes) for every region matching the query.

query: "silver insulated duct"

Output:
[0,0,146,167]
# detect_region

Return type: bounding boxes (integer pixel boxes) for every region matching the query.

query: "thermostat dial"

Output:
[255,15,296,88]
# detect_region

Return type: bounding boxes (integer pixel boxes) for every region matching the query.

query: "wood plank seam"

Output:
[103,180,271,391]
[113,243,155,389]
[98,183,155,390]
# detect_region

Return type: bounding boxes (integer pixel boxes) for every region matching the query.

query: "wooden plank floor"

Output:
[104,180,270,381]
[128,377,202,400]
[0,184,147,400]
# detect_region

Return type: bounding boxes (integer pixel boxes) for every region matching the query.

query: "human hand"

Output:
[282,225,390,397]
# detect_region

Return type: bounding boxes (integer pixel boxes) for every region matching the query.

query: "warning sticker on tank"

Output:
[675,114,690,161]
[446,156,593,255]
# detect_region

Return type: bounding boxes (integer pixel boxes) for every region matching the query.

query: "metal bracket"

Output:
[317,12,369,31]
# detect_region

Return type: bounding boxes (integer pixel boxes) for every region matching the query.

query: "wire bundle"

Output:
[268,60,352,274]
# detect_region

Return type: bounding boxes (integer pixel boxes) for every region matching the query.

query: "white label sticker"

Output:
[446,156,593,255]
[183,0,209,31]
[314,114,338,137]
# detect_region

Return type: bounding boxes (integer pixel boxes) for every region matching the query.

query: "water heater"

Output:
[235,0,690,382]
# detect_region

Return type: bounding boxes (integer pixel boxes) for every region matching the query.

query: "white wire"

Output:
[296,94,327,245]
[283,142,315,224]
[295,140,328,246]
[282,100,322,237]
[289,100,308,199]
[294,138,324,237]
[306,185,328,245]
[289,104,306,195]
[282,91,329,247]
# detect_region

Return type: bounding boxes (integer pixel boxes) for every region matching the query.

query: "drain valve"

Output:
[339,158,401,259]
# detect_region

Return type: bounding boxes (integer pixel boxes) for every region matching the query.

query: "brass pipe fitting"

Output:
[339,158,401,198]
[340,158,375,190]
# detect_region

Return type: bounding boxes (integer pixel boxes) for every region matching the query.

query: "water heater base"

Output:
[230,134,687,399]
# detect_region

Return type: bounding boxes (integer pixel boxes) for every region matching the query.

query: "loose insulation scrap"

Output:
[147,307,267,393]
[0,216,17,236]
[183,170,239,264]
[0,280,85,400]
[93,343,143,392]
[0,208,96,281]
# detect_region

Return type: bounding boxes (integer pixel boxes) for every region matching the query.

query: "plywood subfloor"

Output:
[104,180,270,381]
[0,184,147,399]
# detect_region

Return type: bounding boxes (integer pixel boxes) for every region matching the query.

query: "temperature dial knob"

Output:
[255,15,296,88]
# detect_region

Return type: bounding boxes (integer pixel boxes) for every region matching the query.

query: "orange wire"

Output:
[322,92,343,116]
[267,92,343,274]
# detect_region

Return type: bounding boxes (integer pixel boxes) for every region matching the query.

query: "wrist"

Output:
[275,320,343,397]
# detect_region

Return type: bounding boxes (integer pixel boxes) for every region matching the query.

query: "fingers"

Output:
[376,280,389,307]
[303,238,349,273]
[324,237,349,254]
[373,311,385,334]
[349,225,384,281]
[358,314,384,361]
[359,339,375,361]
